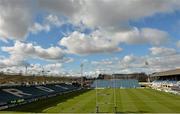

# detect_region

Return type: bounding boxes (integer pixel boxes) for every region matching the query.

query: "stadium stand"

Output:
[150,69,180,95]
[0,83,80,110]
[91,79,140,88]
[0,74,82,87]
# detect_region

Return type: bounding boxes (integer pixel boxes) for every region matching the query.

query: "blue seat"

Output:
[91,79,140,88]
[0,83,79,106]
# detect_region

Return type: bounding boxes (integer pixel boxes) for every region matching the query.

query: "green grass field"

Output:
[2,88,180,113]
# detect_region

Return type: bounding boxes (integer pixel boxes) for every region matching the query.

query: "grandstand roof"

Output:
[151,69,180,77]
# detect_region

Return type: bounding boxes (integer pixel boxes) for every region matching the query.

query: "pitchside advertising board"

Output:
[0,84,76,107]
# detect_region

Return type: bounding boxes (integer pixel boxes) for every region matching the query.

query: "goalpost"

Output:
[113,74,117,113]
[95,78,99,113]
[95,72,118,113]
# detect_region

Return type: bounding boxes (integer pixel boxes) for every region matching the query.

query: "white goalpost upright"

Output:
[113,74,117,113]
[95,76,99,113]
[95,70,118,113]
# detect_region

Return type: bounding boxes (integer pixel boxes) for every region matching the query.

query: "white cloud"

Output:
[38,0,82,18]
[0,0,34,41]
[60,31,122,55]
[2,41,65,61]
[122,55,136,64]
[91,59,113,65]
[75,0,180,31]
[149,47,177,56]
[177,40,180,48]
[0,0,80,41]
[147,54,180,72]
[42,63,63,75]
[114,28,169,45]
[0,63,64,75]
[0,41,68,68]
[129,53,179,73]
[0,55,28,68]
[30,23,50,34]
[44,63,62,69]
[30,14,63,34]
[89,48,180,74]
[45,14,63,26]
[59,27,169,55]
[44,63,63,74]
[0,0,180,41]
[0,0,180,74]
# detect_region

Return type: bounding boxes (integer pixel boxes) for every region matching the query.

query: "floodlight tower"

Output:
[25,65,28,75]
[41,65,45,76]
[80,63,84,87]
[145,61,151,84]
[41,65,46,84]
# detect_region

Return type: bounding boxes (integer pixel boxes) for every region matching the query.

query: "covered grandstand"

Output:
[150,69,180,94]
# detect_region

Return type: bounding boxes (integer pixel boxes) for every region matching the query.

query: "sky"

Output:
[0,0,180,76]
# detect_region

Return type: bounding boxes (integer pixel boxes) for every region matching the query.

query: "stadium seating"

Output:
[151,80,180,94]
[91,79,140,88]
[152,80,178,87]
[0,83,80,109]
